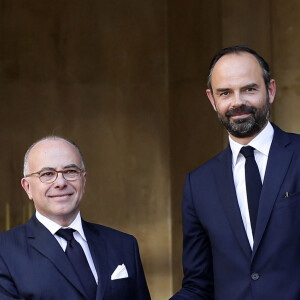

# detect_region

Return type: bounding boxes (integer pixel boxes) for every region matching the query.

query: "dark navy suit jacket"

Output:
[0,215,151,300]
[171,124,300,299]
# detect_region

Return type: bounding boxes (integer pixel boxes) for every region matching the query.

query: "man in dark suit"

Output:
[0,136,151,300]
[171,46,300,299]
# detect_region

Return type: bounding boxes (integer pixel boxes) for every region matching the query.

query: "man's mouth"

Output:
[49,194,73,198]
[230,113,252,119]
[226,105,256,120]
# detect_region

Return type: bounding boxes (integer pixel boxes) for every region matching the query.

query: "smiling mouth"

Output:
[49,194,73,198]
[225,105,256,119]
[231,113,251,119]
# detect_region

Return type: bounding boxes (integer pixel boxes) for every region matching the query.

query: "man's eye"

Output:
[40,171,55,178]
[64,169,79,175]
[246,88,255,92]
[220,92,229,96]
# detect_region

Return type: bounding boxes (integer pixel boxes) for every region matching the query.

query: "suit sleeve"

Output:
[170,174,214,300]
[0,253,25,300]
[132,236,151,300]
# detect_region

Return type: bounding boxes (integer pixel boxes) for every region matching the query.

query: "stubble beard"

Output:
[216,95,270,138]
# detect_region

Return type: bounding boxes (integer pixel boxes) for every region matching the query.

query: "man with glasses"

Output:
[0,136,151,300]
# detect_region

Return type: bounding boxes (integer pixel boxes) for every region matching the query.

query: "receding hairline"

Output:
[207,45,271,95]
[210,51,261,81]
[23,135,85,176]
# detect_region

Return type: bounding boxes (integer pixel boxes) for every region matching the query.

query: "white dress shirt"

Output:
[229,122,274,249]
[35,211,98,283]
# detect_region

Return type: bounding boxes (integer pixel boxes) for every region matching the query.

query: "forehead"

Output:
[211,52,264,88]
[27,139,82,170]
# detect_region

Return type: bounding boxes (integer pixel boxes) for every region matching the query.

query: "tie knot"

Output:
[240,146,255,158]
[56,228,75,242]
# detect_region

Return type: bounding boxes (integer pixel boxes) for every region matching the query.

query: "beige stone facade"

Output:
[1,1,300,299]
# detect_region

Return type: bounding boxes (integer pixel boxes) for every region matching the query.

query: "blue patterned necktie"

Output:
[240,146,262,236]
[56,228,97,299]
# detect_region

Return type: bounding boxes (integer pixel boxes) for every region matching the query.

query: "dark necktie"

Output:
[56,228,97,299]
[240,146,262,236]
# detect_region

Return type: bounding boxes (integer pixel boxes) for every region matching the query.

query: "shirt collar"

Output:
[229,121,274,167]
[35,211,87,241]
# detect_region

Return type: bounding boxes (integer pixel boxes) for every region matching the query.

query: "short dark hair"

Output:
[207,45,271,94]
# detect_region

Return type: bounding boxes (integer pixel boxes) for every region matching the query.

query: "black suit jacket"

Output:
[171,124,300,299]
[0,215,151,300]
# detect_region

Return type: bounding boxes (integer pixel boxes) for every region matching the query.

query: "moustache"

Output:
[225,105,256,118]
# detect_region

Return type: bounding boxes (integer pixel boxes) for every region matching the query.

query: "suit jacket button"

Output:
[251,272,259,280]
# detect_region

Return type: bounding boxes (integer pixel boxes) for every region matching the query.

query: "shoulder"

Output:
[272,123,300,148]
[286,131,300,143]
[83,221,137,244]
[0,223,27,241]
[188,146,229,178]
[0,223,28,257]
[82,221,141,256]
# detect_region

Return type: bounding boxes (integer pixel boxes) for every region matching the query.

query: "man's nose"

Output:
[232,92,245,107]
[54,172,67,187]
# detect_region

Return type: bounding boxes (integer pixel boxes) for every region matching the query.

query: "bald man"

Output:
[171,46,300,299]
[0,136,151,300]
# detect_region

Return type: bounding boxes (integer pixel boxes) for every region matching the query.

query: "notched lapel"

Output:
[253,129,293,257]
[214,147,252,258]
[83,221,109,300]
[27,217,88,299]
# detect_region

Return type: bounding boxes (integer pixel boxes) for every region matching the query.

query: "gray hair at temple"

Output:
[23,136,85,176]
[207,45,271,94]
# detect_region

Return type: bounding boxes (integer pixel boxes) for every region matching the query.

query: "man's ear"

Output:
[82,172,87,192]
[206,89,217,111]
[268,79,276,104]
[21,178,33,200]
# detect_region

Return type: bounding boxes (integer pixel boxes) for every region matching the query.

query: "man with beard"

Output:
[170,46,300,299]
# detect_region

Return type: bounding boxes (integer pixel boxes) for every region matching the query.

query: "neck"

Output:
[53,214,78,227]
[36,209,79,227]
[229,134,257,145]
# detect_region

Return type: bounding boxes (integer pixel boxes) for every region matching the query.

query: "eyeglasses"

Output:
[25,167,85,183]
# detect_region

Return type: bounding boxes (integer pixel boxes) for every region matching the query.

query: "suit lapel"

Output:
[252,125,293,257]
[83,221,109,300]
[214,146,252,258]
[26,216,88,299]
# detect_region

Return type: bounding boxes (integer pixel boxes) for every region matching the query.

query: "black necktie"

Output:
[56,228,97,299]
[240,146,262,235]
